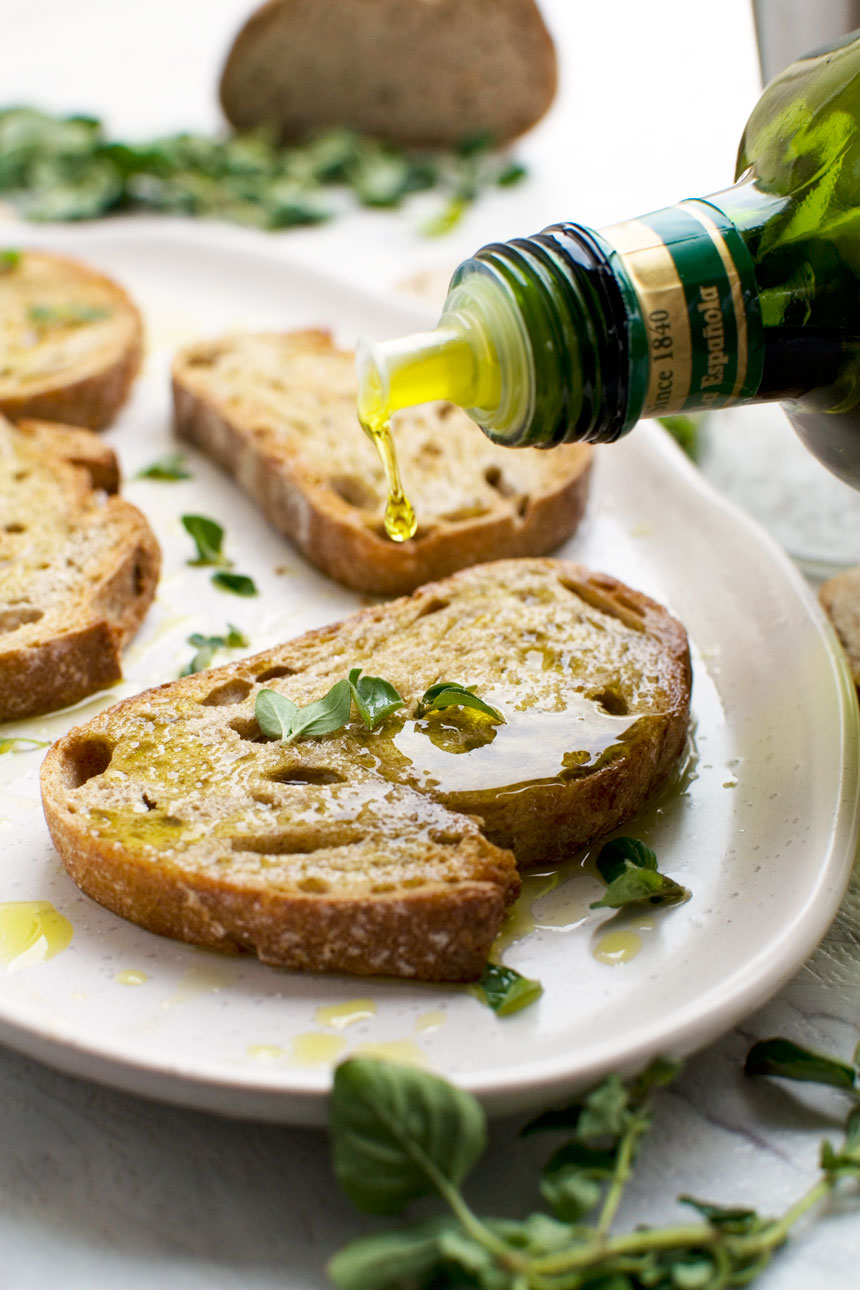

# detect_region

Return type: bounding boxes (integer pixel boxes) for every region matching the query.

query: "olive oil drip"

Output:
[356,326,494,542]
[358,410,417,542]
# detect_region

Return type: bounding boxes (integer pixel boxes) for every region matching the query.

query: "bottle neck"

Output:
[357,182,777,449]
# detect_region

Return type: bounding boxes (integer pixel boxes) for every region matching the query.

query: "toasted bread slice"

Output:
[172,330,592,595]
[820,565,860,686]
[40,559,690,981]
[0,250,143,429]
[0,416,160,721]
[219,0,557,148]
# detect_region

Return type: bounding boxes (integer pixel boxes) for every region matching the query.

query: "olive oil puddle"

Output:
[0,901,73,972]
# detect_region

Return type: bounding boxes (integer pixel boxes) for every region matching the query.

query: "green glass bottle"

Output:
[358,30,860,523]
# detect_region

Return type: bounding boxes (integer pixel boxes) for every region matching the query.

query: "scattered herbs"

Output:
[211,570,258,597]
[327,1035,860,1290]
[0,737,49,755]
[416,682,504,724]
[181,515,257,595]
[0,107,526,235]
[136,452,191,481]
[590,835,690,910]
[745,1035,858,1090]
[474,963,543,1016]
[256,681,351,744]
[0,248,20,272]
[658,414,703,461]
[179,624,249,677]
[348,667,404,729]
[181,513,230,566]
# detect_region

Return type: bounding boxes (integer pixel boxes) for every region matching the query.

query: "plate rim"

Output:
[1,216,858,1123]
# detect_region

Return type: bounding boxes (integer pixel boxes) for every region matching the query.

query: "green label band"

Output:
[603,201,763,418]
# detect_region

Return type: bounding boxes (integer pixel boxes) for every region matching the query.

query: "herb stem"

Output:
[594,1109,647,1237]
[434,1172,527,1269]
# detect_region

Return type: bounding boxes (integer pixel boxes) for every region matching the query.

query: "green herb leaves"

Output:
[253,670,502,746]
[0,248,20,272]
[27,302,110,329]
[135,453,191,481]
[180,624,248,677]
[181,514,229,566]
[181,514,258,597]
[211,571,258,597]
[745,1036,857,1090]
[256,681,351,745]
[329,1039,860,1290]
[474,963,543,1016]
[348,668,404,729]
[591,836,690,909]
[0,107,525,236]
[330,1059,486,1216]
[417,682,504,724]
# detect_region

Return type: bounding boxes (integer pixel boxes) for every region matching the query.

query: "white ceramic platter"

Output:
[1,220,857,1125]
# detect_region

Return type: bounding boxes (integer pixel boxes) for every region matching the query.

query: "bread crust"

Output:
[219,0,558,148]
[0,251,143,430]
[0,419,160,720]
[173,331,592,595]
[40,559,691,980]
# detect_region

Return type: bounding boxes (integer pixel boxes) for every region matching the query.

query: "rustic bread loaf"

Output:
[40,559,691,981]
[820,565,860,686]
[219,0,557,148]
[172,330,592,595]
[0,416,160,720]
[0,249,143,429]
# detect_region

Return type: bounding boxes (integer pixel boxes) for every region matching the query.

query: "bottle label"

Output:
[603,200,763,417]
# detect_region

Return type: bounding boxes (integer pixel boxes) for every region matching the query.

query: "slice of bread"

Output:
[0,416,161,721]
[0,250,143,429]
[40,559,691,981]
[172,330,593,596]
[820,565,860,686]
[219,0,557,148]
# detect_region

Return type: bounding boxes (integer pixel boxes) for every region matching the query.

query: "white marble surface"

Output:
[1,0,859,1285]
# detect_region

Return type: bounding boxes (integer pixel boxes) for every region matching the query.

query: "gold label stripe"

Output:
[603,219,693,418]
[680,201,748,401]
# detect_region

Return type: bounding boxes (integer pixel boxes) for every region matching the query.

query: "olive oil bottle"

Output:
[358,31,860,537]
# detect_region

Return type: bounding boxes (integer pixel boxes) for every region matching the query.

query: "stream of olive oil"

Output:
[356,326,487,541]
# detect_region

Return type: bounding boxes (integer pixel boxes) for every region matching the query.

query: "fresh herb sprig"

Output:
[327,1034,860,1290]
[180,624,249,676]
[181,514,258,596]
[590,836,690,910]
[474,963,543,1016]
[254,673,504,745]
[0,107,526,235]
[136,452,191,481]
[417,682,504,724]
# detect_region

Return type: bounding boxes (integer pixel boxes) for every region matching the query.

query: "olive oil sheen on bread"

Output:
[359,31,860,538]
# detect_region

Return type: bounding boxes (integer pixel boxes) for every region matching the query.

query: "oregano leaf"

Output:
[181,513,229,566]
[348,667,404,729]
[744,1037,857,1089]
[255,688,298,740]
[416,682,504,723]
[330,1058,486,1215]
[474,963,543,1016]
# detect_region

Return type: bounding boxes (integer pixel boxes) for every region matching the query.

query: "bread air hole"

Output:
[439,504,490,523]
[228,716,265,741]
[484,465,515,497]
[329,473,378,510]
[0,605,43,632]
[429,829,464,846]
[201,679,253,706]
[298,877,330,894]
[4,523,25,534]
[231,835,339,855]
[415,596,450,618]
[255,664,297,682]
[267,767,347,785]
[592,687,629,716]
[59,735,114,788]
